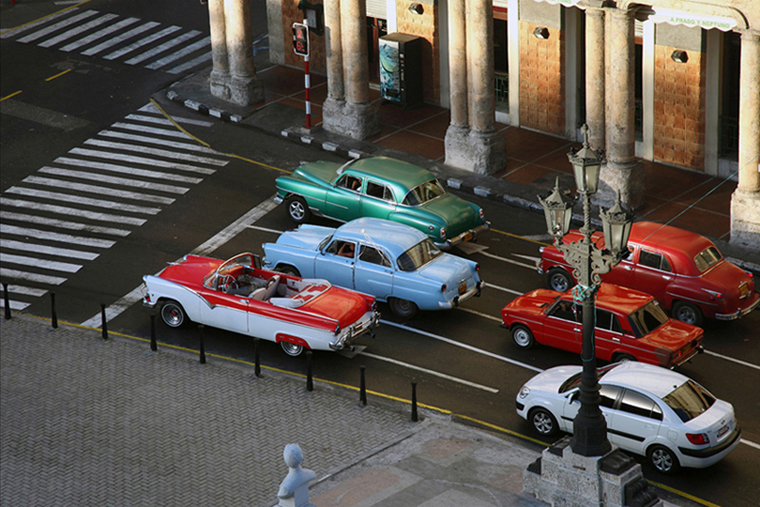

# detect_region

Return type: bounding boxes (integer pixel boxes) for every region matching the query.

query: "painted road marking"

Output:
[98,130,222,154]
[50,159,200,186]
[0,198,147,225]
[145,36,210,70]
[4,187,161,214]
[111,122,196,138]
[38,13,118,48]
[68,148,217,175]
[59,16,139,52]
[0,268,68,286]
[167,52,212,74]
[23,175,176,204]
[16,10,98,43]
[359,351,499,393]
[1,8,81,39]
[84,139,228,166]
[0,211,131,237]
[1,225,116,249]
[103,25,181,60]
[1,239,100,261]
[1,253,83,273]
[124,30,200,65]
[81,21,159,55]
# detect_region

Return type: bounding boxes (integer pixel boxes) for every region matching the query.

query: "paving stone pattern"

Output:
[0,316,415,507]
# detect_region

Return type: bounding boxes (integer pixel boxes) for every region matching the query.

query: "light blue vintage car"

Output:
[262,218,484,318]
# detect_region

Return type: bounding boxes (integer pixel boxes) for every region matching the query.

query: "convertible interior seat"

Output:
[250,275,281,301]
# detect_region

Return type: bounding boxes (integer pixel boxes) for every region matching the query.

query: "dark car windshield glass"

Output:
[627,300,669,338]
[397,239,442,271]
[402,179,446,206]
[662,380,716,422]
[693,246,723,272]
[559,363,619,393]
[318,235,334,251]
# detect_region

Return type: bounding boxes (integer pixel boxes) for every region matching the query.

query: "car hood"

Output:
[503,289,559,317]
[300,287,370,328]
[421,194,481,235]
[292,161,342,186]
[416,254,475,284]
[158,255,221,286]
[638,318,703,349]
[274,225,335,252]
[524,365,582,394]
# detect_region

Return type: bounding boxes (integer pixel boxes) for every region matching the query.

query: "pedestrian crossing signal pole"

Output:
[292,21,311,129]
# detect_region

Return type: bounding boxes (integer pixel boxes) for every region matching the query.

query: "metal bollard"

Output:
[198,324,206,364]
[50,292,58,329]
[411,381,418,422]
[306,351,313,391]
[150,314,157,352]
[3,283,11,320]
[100,304,108,340]
[254,337,261,377]
[359,365,367,406]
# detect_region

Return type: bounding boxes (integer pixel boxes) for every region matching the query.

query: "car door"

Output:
[542,299,582,353]
[360,180,396,219]
[314,238,356,289]
[325,173,362,221]
[354,244,394,300]
[563,384,621,433]
[197,289,249,335]
[593,309,625,361]
[603,245,636,287]
[633,249,673,303]
[606,388,663,456]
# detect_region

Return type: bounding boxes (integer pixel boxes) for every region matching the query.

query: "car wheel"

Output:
[511,325,535,349]
[547,268,573,293]
[277,265,301,277]
[648,445,680,474]
[286,196,311,224]
[161,300,186,328]
[613,353,637,363]
[529,407,558,437]
[672,301,703,327]
[280,341,304,357]
[389,298,418,319]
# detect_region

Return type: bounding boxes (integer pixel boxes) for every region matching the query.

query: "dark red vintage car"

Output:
[539,221,759,326]
[500,283,704,369]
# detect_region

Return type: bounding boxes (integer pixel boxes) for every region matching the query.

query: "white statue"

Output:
[277,443,317,507]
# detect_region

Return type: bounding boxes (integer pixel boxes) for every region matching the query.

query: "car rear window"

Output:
[627,300,669,338]
[662,380,716,422]
[402,179,446,206]
[397,239,442,271]
[693,246,723,273]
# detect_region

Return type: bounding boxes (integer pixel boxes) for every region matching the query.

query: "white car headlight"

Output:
[519,386,530,399]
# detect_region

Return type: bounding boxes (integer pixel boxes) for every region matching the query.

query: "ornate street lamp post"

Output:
[538,125,634,457]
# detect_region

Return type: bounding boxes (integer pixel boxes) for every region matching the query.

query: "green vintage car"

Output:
[274,156,489,249]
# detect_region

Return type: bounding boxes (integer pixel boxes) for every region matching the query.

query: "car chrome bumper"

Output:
[329,310,381,350]
[715,292,760,320]
[439,281,484,309]
[437,222,490,250]
[671,344,704,369]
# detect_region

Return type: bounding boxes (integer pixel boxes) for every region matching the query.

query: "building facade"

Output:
[264,0,759,248]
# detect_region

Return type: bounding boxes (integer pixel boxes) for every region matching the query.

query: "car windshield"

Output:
[693,246,722,272]
[558,363,619,393]
[318,235,334,251]
[397,239,442,271]
[402,179,446,206]
[662,380,716,422]
[627,300,669,338]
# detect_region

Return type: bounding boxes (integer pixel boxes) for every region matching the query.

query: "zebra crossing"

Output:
[2,8,212,74]
[0,103,231,312]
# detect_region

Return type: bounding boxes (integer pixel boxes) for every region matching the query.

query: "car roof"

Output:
[602,362,687,398]
[564,283,654,314]
[336,218,426,256]
[345,157,436,192]
[628,222,717,274]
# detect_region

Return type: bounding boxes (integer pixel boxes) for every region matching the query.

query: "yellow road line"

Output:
[491,227,551,247]
[0,90,23,102]
[29,314,718,507]
[149,98,291,173]
[0,0,93,36]
[45,68,72,81]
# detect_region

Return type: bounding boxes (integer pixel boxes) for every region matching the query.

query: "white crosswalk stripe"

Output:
[38,13,119,48]
[1,8,80,39]
[167,51,213,74]
[0,105,232,312]
[144,36,210,70]
[16,10,99,43]
[60,17,140,52]
[80,20,159,55]
[124,29,200,65]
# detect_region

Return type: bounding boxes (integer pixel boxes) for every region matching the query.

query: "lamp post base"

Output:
[524,437,661,507]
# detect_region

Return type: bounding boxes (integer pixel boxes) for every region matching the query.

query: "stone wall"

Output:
[281,0,327,74]
[395,0,440,104]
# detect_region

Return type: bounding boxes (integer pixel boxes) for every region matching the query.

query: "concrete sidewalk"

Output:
[1,315,699,507]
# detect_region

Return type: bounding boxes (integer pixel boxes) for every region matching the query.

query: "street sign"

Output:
[292,22,309,57]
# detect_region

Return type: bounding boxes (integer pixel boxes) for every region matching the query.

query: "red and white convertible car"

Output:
[142,252,380,356]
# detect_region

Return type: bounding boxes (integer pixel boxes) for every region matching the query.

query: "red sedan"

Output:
[539,221,759,326]
[500,283,704,369]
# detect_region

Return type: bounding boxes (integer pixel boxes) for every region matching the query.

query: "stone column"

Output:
[331,0,379,139]
[208,0,229,100]
[444,0,470,168]
[584,4,605,151]
[322,0,346,133]
[599,6,642,208]
[445,0,505,174]
[730,29,760,250]
[223,0,263,106]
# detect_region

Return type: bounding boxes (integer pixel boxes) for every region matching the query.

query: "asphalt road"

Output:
[2,1,759,506]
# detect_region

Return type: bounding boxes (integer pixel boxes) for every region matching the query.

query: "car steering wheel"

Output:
[219,274,238,292]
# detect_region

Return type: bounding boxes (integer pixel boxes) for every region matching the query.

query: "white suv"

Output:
[516,362,741,473]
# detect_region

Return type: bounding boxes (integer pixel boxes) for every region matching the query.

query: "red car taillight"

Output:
[686,433,710,445]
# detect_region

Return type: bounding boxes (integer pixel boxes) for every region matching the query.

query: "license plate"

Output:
[739,282,749,299]
[459,283,467,295]
[462,232,473,242]
[717,425,729,438]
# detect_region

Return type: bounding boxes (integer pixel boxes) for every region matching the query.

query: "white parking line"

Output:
[359,351,499,393]
[381,320,544,373]
[457,307,501,322]
[477,250,538,270]
[482,283,524,296]
[246,224,286,235]
[704,350,760,371]
[741,439,760,450]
